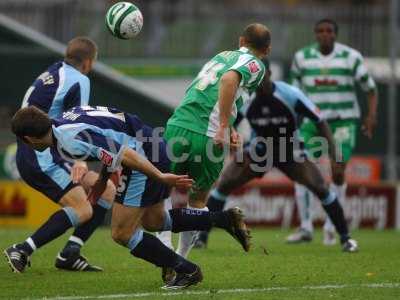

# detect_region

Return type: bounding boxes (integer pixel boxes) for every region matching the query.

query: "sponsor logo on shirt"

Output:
[247,61,260,73]
[99,149,113,166]
[314,78,338,86]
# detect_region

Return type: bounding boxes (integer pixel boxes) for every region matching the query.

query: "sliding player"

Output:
[10,105,251,289]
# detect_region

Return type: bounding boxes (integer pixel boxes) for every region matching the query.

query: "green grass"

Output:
[0,228,399,300]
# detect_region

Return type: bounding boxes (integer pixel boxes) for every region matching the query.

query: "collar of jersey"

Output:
[316,42,338,59]
[239,46,250,53]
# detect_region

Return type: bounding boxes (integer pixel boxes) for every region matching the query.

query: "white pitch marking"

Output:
[28,283,400,300]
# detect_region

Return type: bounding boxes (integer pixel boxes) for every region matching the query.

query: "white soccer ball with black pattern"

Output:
[105,2,143,39]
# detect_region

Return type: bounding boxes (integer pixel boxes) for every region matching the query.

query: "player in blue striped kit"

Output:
[4,37,116,273]
[10,105,250,289]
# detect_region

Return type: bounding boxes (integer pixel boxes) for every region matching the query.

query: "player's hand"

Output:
[71,161,88,184]
[214,126,230,148]
[361,114,376,139]
[160,173,194,190]
[230,128,242,150]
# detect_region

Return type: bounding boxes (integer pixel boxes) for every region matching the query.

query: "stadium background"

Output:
[0,0,399,230]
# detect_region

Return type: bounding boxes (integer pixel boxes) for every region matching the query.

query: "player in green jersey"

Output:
[156,24,270,279]
[286,19,378,245]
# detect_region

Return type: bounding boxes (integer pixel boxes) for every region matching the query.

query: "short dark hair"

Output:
[65,36,98,66]
[11,106,51,140]
[315,18,339,35]
[241,23,271,50]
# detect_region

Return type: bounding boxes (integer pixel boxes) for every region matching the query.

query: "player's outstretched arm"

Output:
[121,148,193,189]
[215,71,241,147]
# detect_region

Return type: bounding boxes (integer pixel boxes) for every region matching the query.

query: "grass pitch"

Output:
[0,228,399,300]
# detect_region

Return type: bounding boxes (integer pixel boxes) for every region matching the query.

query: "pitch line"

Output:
[30,283,400,300]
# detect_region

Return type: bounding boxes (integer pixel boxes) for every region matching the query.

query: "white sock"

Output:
[323,183,347,232]
[156,197,174,250]
[294,183,314,233]
[176,205,209,258]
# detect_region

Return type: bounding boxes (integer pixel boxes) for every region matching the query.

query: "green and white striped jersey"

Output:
[290,42,376,120]
[167,47,265,137]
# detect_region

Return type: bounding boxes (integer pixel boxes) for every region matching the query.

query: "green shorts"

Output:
[300,119,358,163]
[164,125,224,194]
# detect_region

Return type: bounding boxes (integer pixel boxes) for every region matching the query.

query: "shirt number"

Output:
[196,61,225,90]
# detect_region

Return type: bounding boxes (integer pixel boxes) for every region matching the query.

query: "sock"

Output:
[198,189,228,240]
[207,189,227,212]
[130,231,196,274]
[17,207,79,255]
[176,205,208,258]
[321,193,350,243]
[156,197,174,249]
[61,199,111,255]
[323,183,347,232]
[294,183,314,233]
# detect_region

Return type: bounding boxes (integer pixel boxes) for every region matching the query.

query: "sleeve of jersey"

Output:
[79,76,90,105]
[293,88,323,122]
[229,56,265,88]
[353,54,376,93]
[66,132,125,172]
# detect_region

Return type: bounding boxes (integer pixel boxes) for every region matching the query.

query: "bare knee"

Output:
[333,170,345,185]
[309,180,330,200]
[60,188,93,224]
[141,215,163,232]
[76,202,93,224]
[332,163,346,185]
[111,227,132,246]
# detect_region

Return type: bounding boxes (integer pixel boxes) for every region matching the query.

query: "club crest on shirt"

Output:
[247,61,260,73]
[99,149,113,166]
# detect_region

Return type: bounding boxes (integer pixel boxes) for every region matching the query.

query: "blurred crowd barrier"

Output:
[0,0,388,60]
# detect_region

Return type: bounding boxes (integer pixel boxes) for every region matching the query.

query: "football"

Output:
[105,2,143,39]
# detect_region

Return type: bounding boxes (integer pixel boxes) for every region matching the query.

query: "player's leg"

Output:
[323,119,356,244]
[141,198,250,252]
[4,185,92,273]
[286,122,318,243]
[278,159,358,252]
[112,171,202,288]
[323,161,346,245]
[157,125,190,250]
[56,171,116,271]
[176,131,225,258]
[141,194,250,287]
[286,183,314,243]
[155,196,174,249]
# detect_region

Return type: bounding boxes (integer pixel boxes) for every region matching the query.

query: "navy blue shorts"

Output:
[114,138,171,208]
[16,141,78,203]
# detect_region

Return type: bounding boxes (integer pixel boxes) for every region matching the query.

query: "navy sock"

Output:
[200,195,227,236]
[62,204,108,254]
[17,209,74,255]
[168,208,230,233]
[323,199,350,243]
[131,232,196,274]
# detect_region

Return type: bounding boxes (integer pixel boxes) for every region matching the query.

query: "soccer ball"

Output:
[105,2,143,39]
